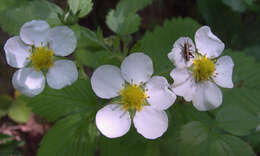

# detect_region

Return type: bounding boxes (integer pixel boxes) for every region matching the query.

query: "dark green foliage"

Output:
[29,80,98,121]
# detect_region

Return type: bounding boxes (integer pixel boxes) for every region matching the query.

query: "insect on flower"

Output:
[168,37,196,68]
[182,40,194,62]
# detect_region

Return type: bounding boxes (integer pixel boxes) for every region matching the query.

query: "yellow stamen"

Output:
[120,83,148,111]
[192,55,215,82]
[30,46,54,71]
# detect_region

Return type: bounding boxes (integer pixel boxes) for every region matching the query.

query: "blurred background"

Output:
[0,0,260,155]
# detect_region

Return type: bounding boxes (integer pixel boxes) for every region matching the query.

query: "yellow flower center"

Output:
[30,46,54,71]
[192,55,215,82]
[120,83,148,111]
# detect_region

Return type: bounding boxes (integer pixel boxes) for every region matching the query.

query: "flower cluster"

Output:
[4,20,78,97]
[3,20,234,140]
[91,26,234,139]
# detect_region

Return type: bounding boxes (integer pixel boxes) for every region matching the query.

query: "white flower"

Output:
[4,20,78,97]
[91,53,176,139]
[168,26,234,111]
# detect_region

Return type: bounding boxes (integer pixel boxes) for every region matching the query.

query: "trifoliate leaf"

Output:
[179,121,255,156]
[68,0,93,18]
[216,106,258,136]
[8,99,31,123]
[105,0,153,35]
[0,0,62,35]
[141,17,201,75]
[28,80,98,121]
[38,113,97,156]
[220,51,260,116]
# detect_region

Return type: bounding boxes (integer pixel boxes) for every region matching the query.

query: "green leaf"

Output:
[0,0,63,35]
[0,96,12,118]
[76,50,121,68]
[141,17,201,75]
[210,135,255,156]
[179,121,255,156]
[8,98,31,123]
[246,131,260,150]
[116,0,154,14]
[99,130,150,156]
[220,51,260,116]
[68,0,93,17]
[159,103,213,155]
[221,0,254,12]
[106,10,141,35]
[71,25,108,51]
[105,0,153,35]
[130,41,145,53]
[144,143,160,156]
[171,103,213,125]
[28,80,98,121]
[216,106,258,136]
[244,45,260,61]
[38,113,97,156]
[0,95,12,110]
[0,0,28,11]
[197,0,241,47]
[221,0,248,12]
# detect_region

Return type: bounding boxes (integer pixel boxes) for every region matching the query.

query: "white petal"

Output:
[168,37,195,68]
[91,65,125,99]
[192,81,223,111]
[96,104,131,138]
[212,56,234,88]
[4,36,31,68]
[20,20,50,47]
[121,53,153,85]
[170,68,195,101]
[48,26,77,56]
[145,76,176,110]
[195,26,225,58]
[46,60,78,89]
[133,106,168,139]
[12,68,45,97]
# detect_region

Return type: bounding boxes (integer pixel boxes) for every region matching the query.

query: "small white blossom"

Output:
[91,53,176,139]
[4,20,78,97]
[168,26,234,111]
